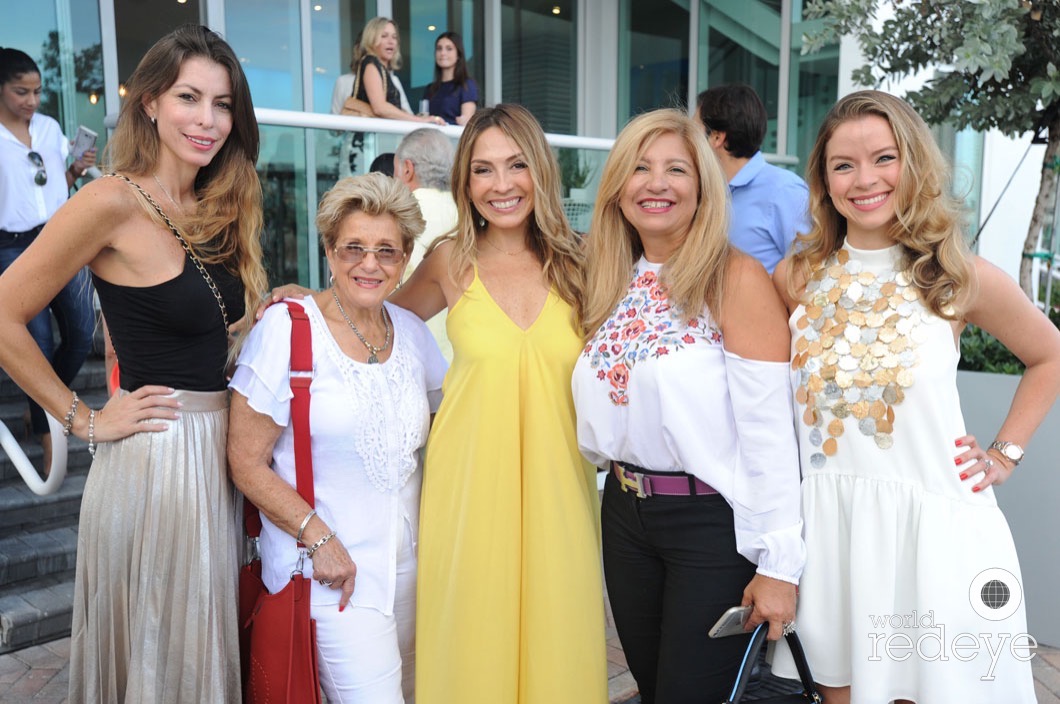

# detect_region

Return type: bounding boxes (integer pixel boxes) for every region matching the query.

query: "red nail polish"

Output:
[959,472,967,480]
[339,604,346,613]
[955,439,963,446]
[972,486,981,493]
[955,457,963,465]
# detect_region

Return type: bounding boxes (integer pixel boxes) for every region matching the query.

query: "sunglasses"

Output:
[334,243,405,266]
[27,151,46,186]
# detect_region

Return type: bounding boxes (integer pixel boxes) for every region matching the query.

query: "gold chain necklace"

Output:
[331,288,392,363]
[482,235,527,256]
[152,174,184,213]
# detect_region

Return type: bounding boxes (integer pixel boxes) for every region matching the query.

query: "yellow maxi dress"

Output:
[416,270,608,703]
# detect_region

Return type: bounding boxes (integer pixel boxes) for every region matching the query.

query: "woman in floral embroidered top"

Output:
[571,108,805,702]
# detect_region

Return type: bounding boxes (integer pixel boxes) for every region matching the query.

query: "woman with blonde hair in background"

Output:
[572,108,803,702]
[393,103,608,702]
[331,16,444,126]
[771,90,1058,703]
[0,24,267,703]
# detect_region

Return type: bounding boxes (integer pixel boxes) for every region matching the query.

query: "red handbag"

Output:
[239,302,323,704]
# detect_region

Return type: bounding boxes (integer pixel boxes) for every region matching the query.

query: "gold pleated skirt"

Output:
[68,389,240,704]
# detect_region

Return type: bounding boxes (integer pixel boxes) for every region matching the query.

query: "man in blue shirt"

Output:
[696,84,809,274]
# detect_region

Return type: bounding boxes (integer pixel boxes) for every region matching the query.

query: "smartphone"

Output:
[71,125,98,160]
[708,605,752,639]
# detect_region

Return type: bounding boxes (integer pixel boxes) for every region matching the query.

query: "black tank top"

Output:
[92,253,245,391]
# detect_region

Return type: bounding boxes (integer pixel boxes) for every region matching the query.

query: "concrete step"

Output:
[0,387,109,433]
[0,572,75,655]
[0,435,94,485]
[0,526,78,589]
[0,358,107,405]
[0,475,85,540]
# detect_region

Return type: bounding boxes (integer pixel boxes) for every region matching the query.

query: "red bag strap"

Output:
[244,301,315,546]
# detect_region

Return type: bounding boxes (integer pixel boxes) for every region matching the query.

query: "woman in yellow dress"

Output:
[393,103,607,702]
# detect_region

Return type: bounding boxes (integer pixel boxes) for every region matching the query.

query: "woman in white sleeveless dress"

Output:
[772,91,1060,703]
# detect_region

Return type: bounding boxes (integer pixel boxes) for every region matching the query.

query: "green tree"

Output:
[803,0,1060,297]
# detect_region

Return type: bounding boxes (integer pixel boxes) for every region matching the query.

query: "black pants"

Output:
[601,470,757,704]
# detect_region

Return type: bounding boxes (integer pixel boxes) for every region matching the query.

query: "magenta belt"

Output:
[611,461,718,499]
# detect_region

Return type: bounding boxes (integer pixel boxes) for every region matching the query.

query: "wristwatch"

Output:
[989,440,1024,466]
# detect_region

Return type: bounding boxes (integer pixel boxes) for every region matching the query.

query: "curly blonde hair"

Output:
[582,109,731,337]
[105,24,267,336]
[430,104,585,325]
[786,90,973,319]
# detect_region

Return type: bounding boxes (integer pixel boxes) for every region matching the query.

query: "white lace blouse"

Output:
[572,257,805,583]
[230,298,447,611]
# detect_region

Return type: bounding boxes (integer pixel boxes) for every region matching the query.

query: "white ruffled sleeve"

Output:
[389,303,447,412]
[724,349,806,584]
[229,302,296,427]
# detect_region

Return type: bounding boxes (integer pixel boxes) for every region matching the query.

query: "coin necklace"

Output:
[331,288,391,363]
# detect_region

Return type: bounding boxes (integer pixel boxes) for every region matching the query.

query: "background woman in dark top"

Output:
[347,17,444,126]
[0,25,266,703]
[425,31,478,126]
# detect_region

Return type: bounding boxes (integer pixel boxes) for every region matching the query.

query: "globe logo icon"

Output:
[969,568,1021,620]
[980,579,1010,610]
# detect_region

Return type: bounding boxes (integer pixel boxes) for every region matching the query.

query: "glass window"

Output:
[391,0,484,112]
[501,0,578,135]
[225,0,303,110]
[312,0,375,114]
[789,6,839,170]
[618,0,688,125]
[2,1,108,163]
[696,0,782,153]
[114,0,200,87]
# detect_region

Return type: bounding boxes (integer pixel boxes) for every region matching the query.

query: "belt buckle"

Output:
[616,465,649,498]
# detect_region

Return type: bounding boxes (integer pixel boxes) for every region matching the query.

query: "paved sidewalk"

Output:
[2,633,1059,703]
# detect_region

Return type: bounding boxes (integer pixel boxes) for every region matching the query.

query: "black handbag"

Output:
[722,623,822,703]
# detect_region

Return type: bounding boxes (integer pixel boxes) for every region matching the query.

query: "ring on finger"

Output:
[984,458,994,469]
[318,579,333,586]
[782,621,796,636]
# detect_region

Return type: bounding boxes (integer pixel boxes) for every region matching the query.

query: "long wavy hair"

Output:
[786,90,973,319]
[352,17,403,70]
[105,24,266,336]
[582,109,731,337]
[429,103,585,325]
[425,31,470,97]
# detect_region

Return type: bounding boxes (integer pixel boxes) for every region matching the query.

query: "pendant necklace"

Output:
[332,288,392,363]
[482,235,526,256]
[153,174,183,213]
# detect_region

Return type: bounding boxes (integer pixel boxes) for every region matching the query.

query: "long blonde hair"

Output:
[105,24,267,335]
[352,17,403,70]
[432,104,585,325]
[582,109,731,336]
[787,90,973,319]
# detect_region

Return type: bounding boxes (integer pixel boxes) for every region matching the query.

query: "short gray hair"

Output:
[395,128,454,190]
[316,173,425,254]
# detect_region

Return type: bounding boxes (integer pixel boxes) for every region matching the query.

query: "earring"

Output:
[329,274,335,287]
[478,215,486,228]
[150,116,156,125]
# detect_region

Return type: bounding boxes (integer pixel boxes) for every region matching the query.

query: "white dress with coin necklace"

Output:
[772,241,1035,703]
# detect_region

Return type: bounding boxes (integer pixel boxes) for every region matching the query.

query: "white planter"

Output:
[958,370,1060,647]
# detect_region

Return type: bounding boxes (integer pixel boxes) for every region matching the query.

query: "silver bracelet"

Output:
[296,509,316,544]
[306,531,336,558]
[62,392,80,436]
[87,409,97,456]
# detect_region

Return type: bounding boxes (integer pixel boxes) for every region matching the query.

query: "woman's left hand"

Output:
[954,434,1014,492]
[742,573,797,641]
[310,536,358,611]
[254,283,315,320]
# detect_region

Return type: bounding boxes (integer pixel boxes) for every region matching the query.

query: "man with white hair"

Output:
[394,127,458,360]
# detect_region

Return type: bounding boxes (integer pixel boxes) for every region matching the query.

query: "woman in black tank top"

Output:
[0,26,265,704]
